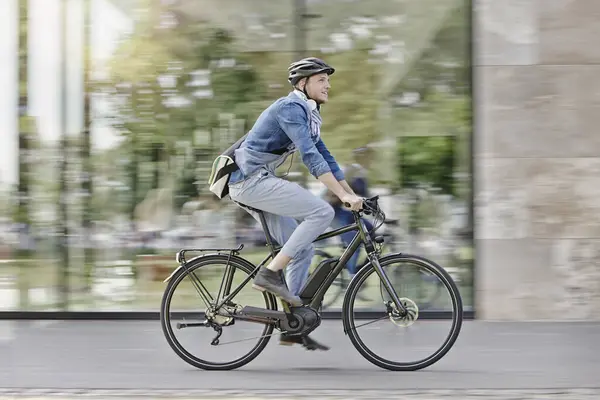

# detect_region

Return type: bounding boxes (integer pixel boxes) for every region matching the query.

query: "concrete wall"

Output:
[474,0,600,320]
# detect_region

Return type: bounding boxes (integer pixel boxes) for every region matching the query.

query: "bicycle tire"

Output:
[342,253,463,371]
[160,254,278,371]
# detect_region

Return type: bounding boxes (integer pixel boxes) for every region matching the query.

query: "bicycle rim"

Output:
[343,253,463,371]
[160,255,276,370]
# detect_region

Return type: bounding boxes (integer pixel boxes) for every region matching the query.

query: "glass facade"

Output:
[0,0,473,313]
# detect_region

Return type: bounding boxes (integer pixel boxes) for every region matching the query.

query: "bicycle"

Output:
[311,218,401,309]
[160,195,463,371]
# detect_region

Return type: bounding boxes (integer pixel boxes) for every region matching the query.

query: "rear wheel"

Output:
[160,254,277,370]
[343,253,463,371]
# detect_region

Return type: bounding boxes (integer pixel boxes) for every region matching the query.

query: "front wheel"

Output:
[342,253,463,371]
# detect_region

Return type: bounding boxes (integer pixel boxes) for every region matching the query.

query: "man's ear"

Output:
[297,77,307,91]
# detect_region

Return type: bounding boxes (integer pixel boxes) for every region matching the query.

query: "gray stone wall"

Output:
[474,0,600,320]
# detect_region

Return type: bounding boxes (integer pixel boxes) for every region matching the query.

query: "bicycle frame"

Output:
[211,204,407,316]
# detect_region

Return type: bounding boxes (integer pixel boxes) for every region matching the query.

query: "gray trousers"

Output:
[229,167,335,296]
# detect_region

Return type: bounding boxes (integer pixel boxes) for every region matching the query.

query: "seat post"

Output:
[235,201,278,253]
[256,209,277,253]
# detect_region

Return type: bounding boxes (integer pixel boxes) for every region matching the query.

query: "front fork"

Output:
[368,253,408,317]
[358,216,408,317]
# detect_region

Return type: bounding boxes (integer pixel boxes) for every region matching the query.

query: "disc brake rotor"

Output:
[389,297,419,327]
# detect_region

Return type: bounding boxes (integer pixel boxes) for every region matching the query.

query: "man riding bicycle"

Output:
[227,57,363,350]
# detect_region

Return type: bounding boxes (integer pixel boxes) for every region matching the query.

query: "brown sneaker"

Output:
[252,267,302,306]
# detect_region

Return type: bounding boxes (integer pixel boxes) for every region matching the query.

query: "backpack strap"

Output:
[214,162,240,182]
[219,146,288,180]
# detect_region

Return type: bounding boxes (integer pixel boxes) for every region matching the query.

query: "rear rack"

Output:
[175,243,244,264]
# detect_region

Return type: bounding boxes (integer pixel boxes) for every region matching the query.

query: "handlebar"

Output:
[343,195,381,216]
[343,195,386,235]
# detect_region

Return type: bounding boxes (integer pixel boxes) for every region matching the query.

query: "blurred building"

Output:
[474,0,600,320]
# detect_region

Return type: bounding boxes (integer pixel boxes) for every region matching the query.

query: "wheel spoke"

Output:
[185,269,214,309]
[217,262,236,303]
[348,315,389,331]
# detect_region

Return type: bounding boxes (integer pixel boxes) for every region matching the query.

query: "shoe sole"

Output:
[279,340,326,351]
[252,283,266,292]
[280,342,328,351]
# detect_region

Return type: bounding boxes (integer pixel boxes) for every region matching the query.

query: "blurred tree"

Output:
[58,0,72,309]
[96,0,265,218]
[80,0,94,291]
[396,92,470,196]
[15,0,35,258]
[395,6,470,100]
[391,3,471,197]
[320,47,380,166]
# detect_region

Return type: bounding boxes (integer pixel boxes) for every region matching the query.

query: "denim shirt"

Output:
[229,91,345,185]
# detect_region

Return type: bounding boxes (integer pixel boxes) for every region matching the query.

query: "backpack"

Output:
[207,134,288,199]
[207,133,248,199]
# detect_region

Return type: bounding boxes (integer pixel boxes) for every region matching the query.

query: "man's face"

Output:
[299,73,331,104]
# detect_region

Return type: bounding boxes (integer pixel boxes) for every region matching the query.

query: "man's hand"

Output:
[341,193,363,212]
[317,172,362,211]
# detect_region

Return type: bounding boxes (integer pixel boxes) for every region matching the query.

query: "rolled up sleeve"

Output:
[276,102,331,178]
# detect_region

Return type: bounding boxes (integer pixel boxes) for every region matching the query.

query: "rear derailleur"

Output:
[205,302,240,346]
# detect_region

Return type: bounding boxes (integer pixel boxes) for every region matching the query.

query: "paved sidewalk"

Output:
[0,320,598,398]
